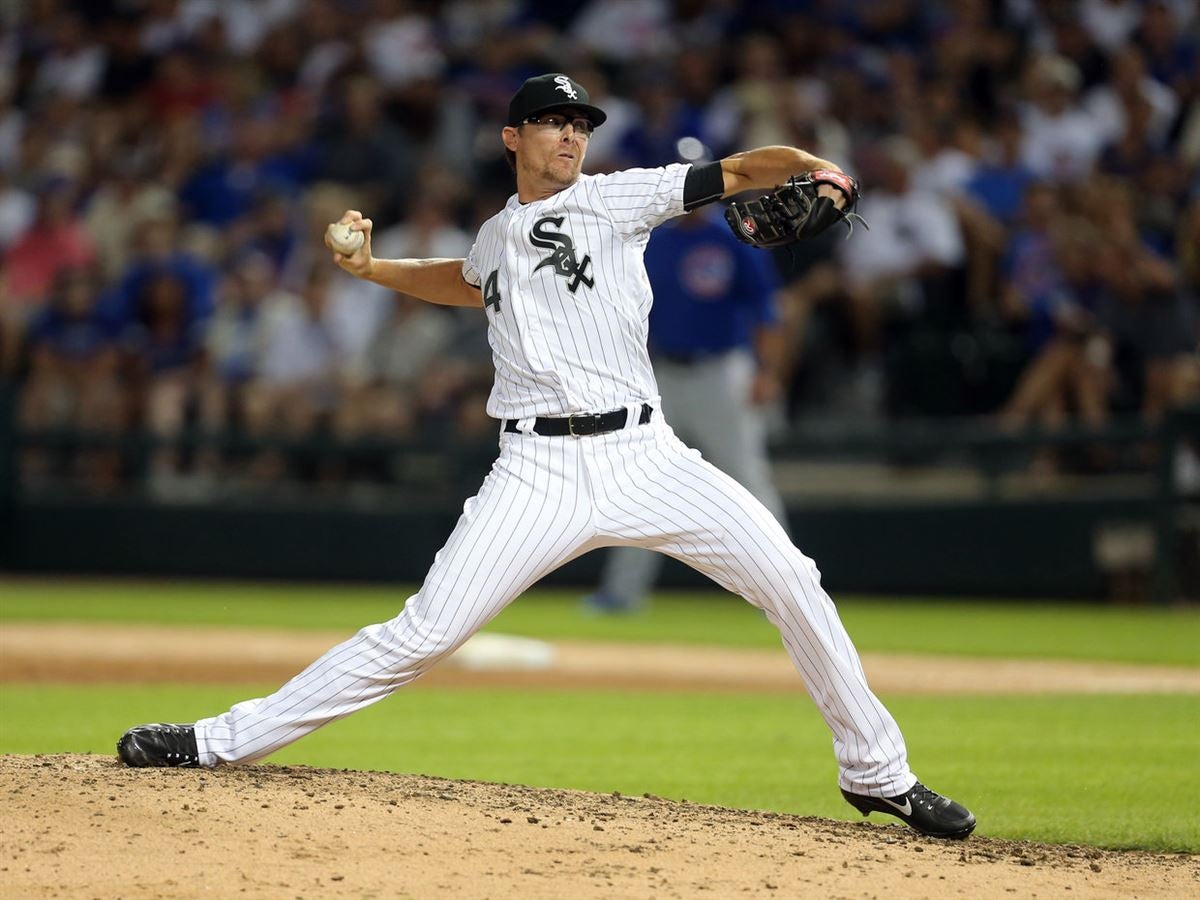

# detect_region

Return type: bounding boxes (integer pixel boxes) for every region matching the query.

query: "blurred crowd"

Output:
[0,0,1197,493]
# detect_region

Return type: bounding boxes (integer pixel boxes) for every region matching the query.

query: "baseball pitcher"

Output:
[117,74,975,839]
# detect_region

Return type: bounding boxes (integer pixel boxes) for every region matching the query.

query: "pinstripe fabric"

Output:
[463,165,690,420]
[194,419,914,795]
[195,432,602,766]
[596,348,790,606]
[193,162,917,798]
[587,421,913,795]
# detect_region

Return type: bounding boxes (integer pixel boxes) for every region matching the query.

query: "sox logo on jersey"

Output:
[480,216,595,313]
[531,216,594,293]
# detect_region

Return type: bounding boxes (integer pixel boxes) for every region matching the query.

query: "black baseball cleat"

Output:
[117,723,200,768]
[841,781,976,839]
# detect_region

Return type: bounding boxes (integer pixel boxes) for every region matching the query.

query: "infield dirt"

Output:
[2,755,1196,899]
[4,622,1199,693]
[4,623,1197,897]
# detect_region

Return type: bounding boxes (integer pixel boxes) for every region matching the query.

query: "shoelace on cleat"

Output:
[909,784,941,810]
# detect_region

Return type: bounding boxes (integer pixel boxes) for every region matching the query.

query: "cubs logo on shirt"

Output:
[680,244,735,300]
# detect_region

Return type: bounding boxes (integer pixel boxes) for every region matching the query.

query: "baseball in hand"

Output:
[326,221,364,255]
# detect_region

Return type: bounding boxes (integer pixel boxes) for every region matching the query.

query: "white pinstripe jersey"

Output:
[463,163,691,419]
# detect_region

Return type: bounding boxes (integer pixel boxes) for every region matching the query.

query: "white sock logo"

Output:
[554,75,578,100]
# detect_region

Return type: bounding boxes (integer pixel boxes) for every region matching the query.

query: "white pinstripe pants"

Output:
[195,417,916,796]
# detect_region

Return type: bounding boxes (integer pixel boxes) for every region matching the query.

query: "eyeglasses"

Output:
[521,113,594,137]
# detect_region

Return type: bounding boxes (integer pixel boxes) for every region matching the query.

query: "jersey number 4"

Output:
[483,269,501,313]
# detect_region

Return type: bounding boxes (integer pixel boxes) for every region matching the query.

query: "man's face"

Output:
[505,106,592,189]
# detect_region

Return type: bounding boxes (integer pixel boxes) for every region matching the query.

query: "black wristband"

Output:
[683,162,725,211]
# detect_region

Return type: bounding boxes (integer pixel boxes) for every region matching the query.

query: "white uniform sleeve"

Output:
[462,237,482,288]
[463,214,498,288]
[593,163,690,239]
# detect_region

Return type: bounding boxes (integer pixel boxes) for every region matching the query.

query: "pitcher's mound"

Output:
[1,755,1193,898]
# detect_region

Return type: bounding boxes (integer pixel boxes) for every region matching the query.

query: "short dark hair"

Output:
[505,146,516,172]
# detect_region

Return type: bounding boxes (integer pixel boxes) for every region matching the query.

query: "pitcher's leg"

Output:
[195,437,596,766]
[596,428,912,795]
[588,362,690,610]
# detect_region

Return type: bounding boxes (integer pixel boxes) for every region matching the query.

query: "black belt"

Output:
[504,403,653,436]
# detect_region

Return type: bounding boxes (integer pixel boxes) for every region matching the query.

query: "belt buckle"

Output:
[568,414,597,437]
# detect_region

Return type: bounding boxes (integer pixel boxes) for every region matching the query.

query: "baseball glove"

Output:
[724,170,866,248]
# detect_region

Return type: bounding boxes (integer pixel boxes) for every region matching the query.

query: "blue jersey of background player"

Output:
[646,207,781,363]
[587,206,791,612]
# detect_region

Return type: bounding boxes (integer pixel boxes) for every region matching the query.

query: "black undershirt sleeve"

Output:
[682,161,725,211]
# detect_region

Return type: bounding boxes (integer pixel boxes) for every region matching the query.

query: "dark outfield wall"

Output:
[0,493,1156,598]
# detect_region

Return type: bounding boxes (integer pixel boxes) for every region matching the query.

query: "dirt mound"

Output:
[2,755,1194,899]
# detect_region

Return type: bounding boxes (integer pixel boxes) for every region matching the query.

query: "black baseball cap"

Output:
[507,73,607,128]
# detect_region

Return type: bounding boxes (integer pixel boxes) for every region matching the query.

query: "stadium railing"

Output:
[1,395,1195,603]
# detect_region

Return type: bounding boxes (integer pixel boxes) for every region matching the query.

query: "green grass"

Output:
[1,683,1196,851]
[2,579,1198,666]
[3,580,1197,850]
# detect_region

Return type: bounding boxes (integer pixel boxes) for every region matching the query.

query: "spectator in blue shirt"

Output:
[179,115,309,228]
[103,211,217,329]
[965,112,1039,227]
[18,267,124,489]
[123,271,209,494]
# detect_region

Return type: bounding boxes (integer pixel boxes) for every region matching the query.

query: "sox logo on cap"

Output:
[554,75,578,99]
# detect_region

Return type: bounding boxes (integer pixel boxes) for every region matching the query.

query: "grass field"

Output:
[2,579,1198,851]
[2,579,1198,665]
